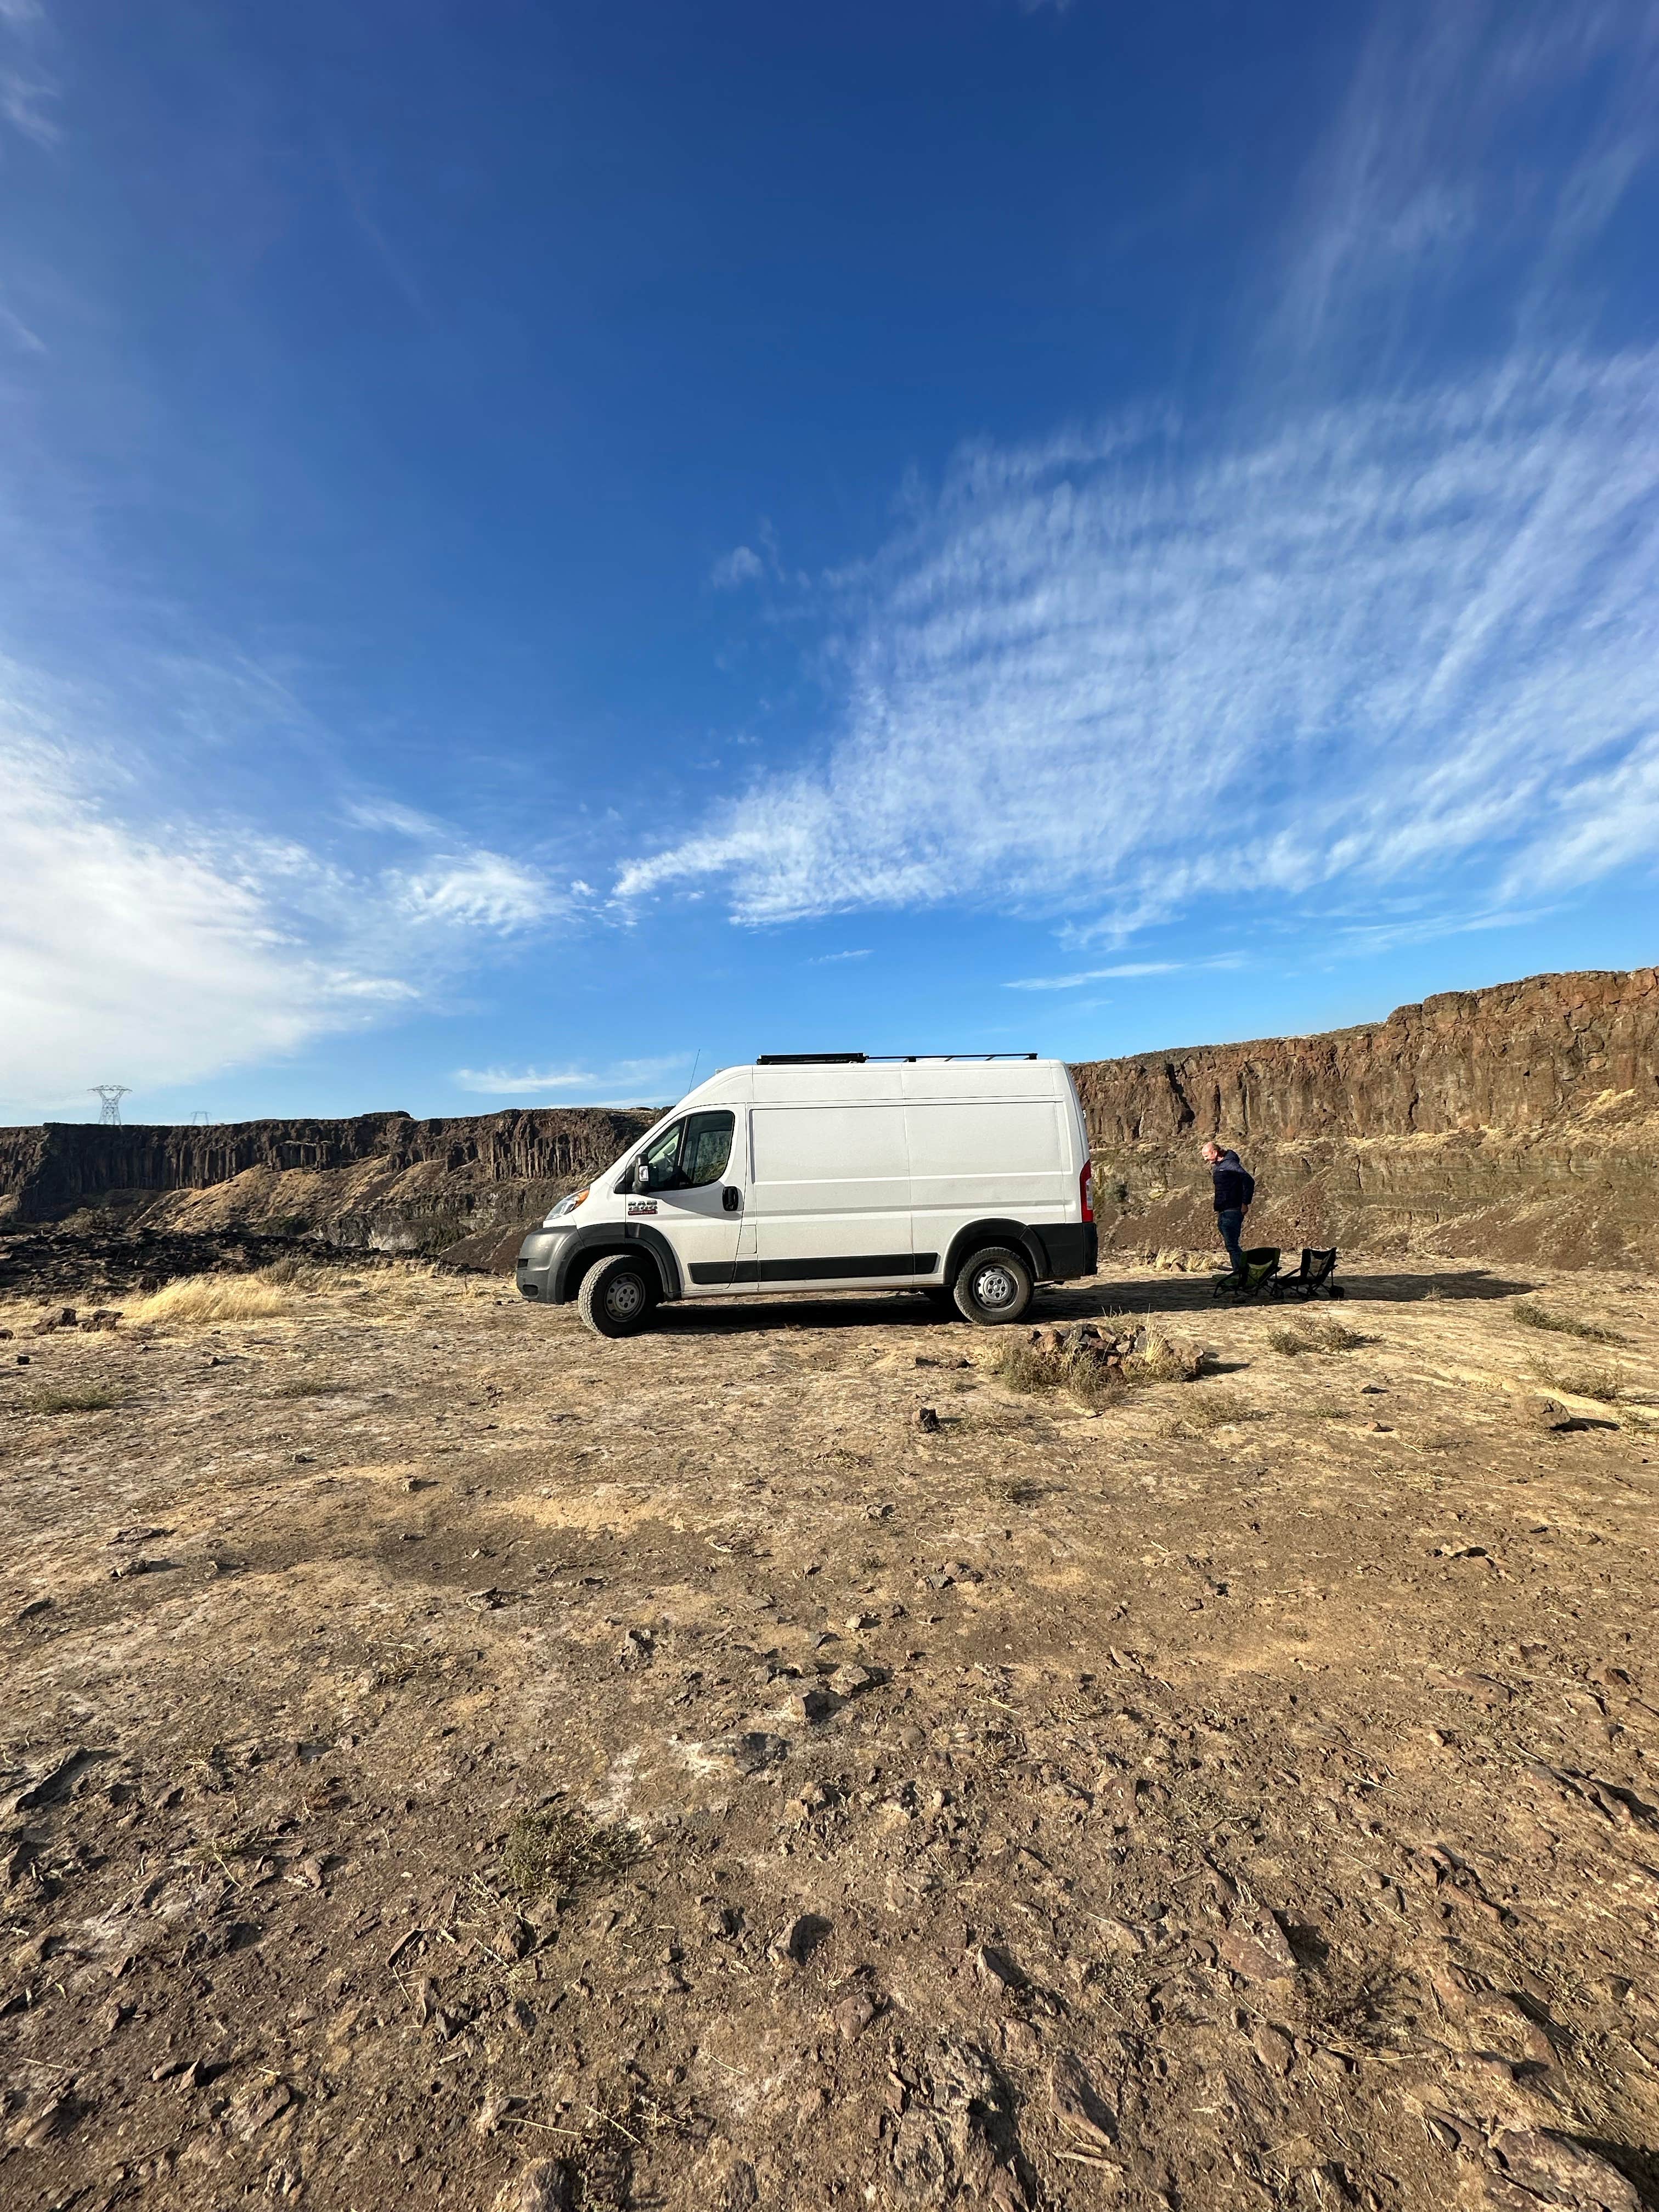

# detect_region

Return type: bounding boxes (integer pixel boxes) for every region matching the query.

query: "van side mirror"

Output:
[631,1159,650,1192]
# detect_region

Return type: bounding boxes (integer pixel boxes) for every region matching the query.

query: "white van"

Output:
[515,1052,1097,1337]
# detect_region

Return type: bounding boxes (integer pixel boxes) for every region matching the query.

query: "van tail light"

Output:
[1080,1160,1094,1222]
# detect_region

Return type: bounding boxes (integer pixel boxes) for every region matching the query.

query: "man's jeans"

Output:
[1217,1207,1246,1276]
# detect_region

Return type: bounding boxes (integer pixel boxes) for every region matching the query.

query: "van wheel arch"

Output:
[943,1220,1048,1288]
[558,1230,680,1306]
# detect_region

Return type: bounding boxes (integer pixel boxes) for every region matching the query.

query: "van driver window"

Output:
[680,1111,735,1188]
[640,1121,684,1188]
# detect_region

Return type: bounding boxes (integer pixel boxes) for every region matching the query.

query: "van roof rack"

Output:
[757,1052,1040,1064]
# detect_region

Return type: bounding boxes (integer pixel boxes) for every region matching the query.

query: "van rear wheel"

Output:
[952,1245,1034,1326]
[578,1254,657,1339]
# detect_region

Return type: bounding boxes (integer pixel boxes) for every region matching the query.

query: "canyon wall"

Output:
[2,967,1655,1271]
[0,1108,657,1269]
[1073,966,1659,1269]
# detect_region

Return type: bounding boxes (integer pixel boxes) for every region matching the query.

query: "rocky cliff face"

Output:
[1073,966,1659,1269]
[0,1108,656,1269]
[3,967,1654,1273]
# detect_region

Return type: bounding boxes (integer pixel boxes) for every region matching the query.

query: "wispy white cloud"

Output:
[453,1056,688,1101]
[619,352,1659,933]
[809,947,872,964]
[0,693,571,1116]
[391,851,560,932]
[1006,962,1180,991]
[617,3,1659,951]
[710,544,764,590]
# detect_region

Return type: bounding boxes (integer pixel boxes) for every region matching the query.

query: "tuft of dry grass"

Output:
[121,1268,317,1328]
[498,1804,641,1903]
[990,1325,1203,1410]
[1268,1318,1365,1356]
[30,1385,121,1415]
[1512,1299,1624,1345]
[1528,1358,1623,1404]
[1156,1387,1254,1438]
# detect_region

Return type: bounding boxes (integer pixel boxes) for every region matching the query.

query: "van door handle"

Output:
[722,1187,742,1214]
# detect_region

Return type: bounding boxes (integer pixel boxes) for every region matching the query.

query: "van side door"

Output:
[632,1110,744,1292]
[746,1103,916,1288]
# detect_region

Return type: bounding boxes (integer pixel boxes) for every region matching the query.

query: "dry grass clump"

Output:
[1528,1358,1623,1404]
[1268,1318,1365,1356]
[1512,1299,1624,1345]
[30,1385,121,1415]
[120,1267,317,1327]
[498,1804,641,1903]
[991,1323,1205,1409]
[1156,1387,1254,1438]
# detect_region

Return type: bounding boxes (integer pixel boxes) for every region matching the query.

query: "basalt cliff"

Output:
[1076,964,1658,1269]
[0,1108,656,1273]
[1,964,1655,1273]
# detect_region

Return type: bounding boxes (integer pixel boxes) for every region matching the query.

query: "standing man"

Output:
[1202,1139,1254,1277]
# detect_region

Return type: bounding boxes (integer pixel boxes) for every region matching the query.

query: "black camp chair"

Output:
[1271,1247,1345,1301]
[1212,1247,1283,1301]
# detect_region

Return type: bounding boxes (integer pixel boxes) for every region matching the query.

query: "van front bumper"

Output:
[516,1227,571,1304]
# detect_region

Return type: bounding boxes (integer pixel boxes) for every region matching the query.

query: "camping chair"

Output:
[1271,1248,1345,1301]
[1212,1247,1283,1301]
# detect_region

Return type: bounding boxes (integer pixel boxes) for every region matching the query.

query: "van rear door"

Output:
[747,1103,915,1288]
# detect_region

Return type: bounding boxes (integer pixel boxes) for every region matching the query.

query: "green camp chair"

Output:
[1212,1247,1283,1301]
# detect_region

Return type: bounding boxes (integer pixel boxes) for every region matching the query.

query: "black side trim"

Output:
[690,1252,939,1286]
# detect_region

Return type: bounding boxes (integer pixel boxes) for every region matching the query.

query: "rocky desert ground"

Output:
[3,1246,1658,2212]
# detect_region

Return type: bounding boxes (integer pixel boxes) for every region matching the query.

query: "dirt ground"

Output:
[3,1252,1658,2212]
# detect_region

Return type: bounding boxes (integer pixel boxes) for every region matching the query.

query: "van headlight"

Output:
[541,1187,589,1226]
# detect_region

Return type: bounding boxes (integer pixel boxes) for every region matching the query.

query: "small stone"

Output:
[722,1731,787,1775]
[490,2161,575,2212]
[827,1663,880,1697]
[1252,2023,1294,2075]
[227,2078,294,2139]
[974,1942,1027,1992]
[1219,1905,1299,1982]
[912,1405,941,1433]
[1049,2050,1116,2150]
[769,1912,831,1967]
[15,1598,52,1624]
[831,1987,879,2039]
[791,1686,843,1724]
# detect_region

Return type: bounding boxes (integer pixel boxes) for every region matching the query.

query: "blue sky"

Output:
[2,0,1656,1122]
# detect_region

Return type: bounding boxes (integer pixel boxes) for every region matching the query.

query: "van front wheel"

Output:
[952,1246,1034,1326]
[578,1254,658,1338]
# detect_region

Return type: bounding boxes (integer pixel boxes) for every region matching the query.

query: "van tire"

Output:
[578,1254,657,1338]
[952,1246,1034,1326]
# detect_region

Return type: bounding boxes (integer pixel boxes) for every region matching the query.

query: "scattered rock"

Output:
[1252,2022,1294,2075]
[912,1405,942,1434]
[720,1731,788,1775]
[1485,2127,1639,2210]
[1049,2049,1116,2149]
[1219,1904,1299,1982]
[15,1598,52,1624]
[790,1685,842,1725]
[827,1662,881,1697]
[491,2160,575,2212]
[619,1626,655,1669]
[831,1985,881,2038]
[227,2078,294,2140]
[974,1942,1028,1993]
[769,1912,831,1967]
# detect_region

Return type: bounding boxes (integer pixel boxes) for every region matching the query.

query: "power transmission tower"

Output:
[90,1085,131,1126]
[189,1110,211,1126]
